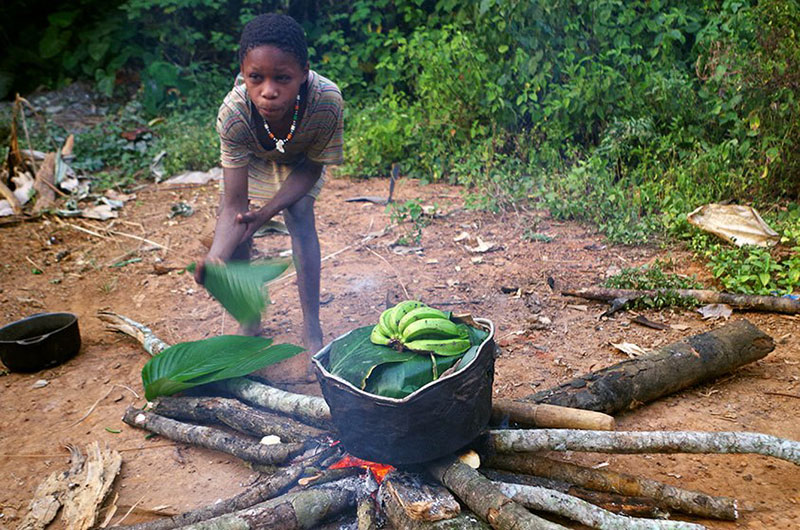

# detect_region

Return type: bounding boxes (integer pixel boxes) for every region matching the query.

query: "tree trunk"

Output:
[171,476,360,530]
[122,407,305,466]
[152,396,324,443]
[484,429,800,466]
[427,458,568,530]
[481,470,670,520]
[494,481,706,530]
[491,400,614,431]
[562,286,800,314]
[522,319,774,414]
[484,454,736,520]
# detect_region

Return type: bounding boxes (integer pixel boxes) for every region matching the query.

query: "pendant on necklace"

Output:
[275,139,285,153]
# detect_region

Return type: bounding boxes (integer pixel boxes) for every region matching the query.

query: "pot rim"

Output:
[312,317,494,404]
[0,312,78,344]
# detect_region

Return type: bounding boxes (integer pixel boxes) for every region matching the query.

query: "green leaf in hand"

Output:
[190,259,291,327]
[142,335,303,400]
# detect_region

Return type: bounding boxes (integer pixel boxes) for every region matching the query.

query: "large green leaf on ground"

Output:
[142,335,303,400]
[189,259,291,326]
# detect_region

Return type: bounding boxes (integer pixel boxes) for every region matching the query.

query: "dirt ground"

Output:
[1,171,798,529]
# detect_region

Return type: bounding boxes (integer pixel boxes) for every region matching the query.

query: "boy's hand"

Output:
[236,209,272,245]
[194,256,224,285]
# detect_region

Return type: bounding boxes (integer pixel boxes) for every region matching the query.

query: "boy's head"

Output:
[239,13,308,69]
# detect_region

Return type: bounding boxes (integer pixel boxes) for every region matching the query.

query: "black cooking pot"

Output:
[313,318,495,465]
[0,313,81,372]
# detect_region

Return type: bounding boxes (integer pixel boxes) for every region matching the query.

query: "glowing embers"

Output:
[330,453,395,484]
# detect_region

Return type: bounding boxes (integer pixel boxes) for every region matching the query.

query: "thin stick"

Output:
[25,255,44,271]
[60,219,115,241]
[365,246,410,299]
[15,95,38,176]
[764,391,800,399]
[70,386,115,426]
[0,444,177,459]
[268,225,394,288]
[113,495,146,527]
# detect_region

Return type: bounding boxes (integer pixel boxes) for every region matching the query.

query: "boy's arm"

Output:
[195,166,250,283]
[235,156,323,242]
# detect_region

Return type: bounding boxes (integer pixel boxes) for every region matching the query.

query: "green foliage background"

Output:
[1,0,798,293]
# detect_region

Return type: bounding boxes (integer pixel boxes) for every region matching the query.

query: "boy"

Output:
[196,13,343,383]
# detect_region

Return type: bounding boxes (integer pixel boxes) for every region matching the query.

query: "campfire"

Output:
[62,311,799,530]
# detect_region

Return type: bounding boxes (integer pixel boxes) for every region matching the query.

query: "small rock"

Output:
[32,379,49,389]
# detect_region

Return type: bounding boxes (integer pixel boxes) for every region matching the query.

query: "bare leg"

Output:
[256,195,321,383]
[284,196,323,357]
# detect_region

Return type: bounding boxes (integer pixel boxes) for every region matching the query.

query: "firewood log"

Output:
[167,476,361,529]
[121,407,305,466]
[494,481,706,530]
[562,286,800,314]
[484,429,800,466]
[484,454,736,520]
[491,400,615,431]
[427,458,568,530]
[152,396,324,442]
[381,470,461,522]
[114,460,310,530]
[481,469,670,519]
[522,319,774,414]
[378,483,489,530]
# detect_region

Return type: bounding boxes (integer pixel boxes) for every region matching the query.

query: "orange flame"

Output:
[330,454,395,483]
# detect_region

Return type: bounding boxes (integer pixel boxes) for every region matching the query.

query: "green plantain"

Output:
[404,337,471,356]
[389,300,426,331]
[402,317,464,342]
[397,306,449,335]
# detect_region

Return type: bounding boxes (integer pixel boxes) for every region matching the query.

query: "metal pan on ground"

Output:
[0,312,81,372]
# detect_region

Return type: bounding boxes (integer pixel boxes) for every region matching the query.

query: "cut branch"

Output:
[485,429,800,466]
[170,476,360,530]
[484,454,736,520]
[491,400,615,431]
[122,407,304,466]
[115,459,313,530]
[522,320,774,414]
[562,286,800,314]
[494,481,706,530]
[427,458,568,530]
[220,378,331,429]
[482,469,669,520]
[152,396,324,443]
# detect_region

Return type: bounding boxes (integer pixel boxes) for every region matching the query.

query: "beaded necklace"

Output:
[263,93,300,153]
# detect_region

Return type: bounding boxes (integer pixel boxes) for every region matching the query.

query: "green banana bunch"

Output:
[369,300,472,357]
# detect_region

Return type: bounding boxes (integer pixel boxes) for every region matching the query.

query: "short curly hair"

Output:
[238,13,308,67]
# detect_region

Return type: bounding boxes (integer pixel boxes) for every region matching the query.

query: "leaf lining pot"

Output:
[313,318,495,465]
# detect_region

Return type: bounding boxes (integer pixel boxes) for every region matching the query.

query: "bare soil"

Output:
[0,175,798,529]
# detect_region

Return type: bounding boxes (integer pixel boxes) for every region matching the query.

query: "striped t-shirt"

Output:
[216,70,344,201]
